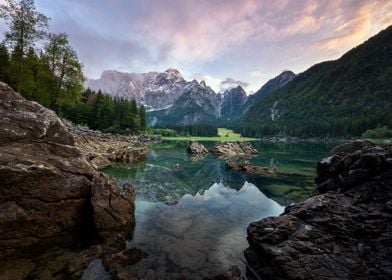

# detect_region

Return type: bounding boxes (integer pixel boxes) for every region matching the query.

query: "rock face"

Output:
[86,68,187,111]
[0,82,135,260]
[226,161,277,175]
[187,141,209,155]
[210,141,258,157]
[220,86,248,121]
[244,140,392,279]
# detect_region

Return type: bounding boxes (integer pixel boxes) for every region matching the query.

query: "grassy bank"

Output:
[162,128,257,141]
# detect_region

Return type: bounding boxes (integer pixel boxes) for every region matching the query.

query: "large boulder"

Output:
[187,141,209,155]
[0,82,135,260]
[210,141,258,157]
[244,140,392,279]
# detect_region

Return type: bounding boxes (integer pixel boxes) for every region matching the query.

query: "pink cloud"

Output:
[134,0,392,63]
[314,0,392,54]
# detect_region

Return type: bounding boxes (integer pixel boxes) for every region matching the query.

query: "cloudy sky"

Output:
[1,0,391,93]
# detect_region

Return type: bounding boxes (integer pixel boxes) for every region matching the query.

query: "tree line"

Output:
[153,124,218,137]
[63,88,147,133]
[230,110,392,138]
[0,0,146,134]
[0,0,83,111]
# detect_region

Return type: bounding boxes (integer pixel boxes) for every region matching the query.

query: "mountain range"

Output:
[86,68,295,125]
[86,25,391,136]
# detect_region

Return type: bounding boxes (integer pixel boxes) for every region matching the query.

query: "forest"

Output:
[0,0,146,134]
[152,124,218,137]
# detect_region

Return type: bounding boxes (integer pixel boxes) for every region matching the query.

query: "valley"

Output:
[0,1,391,280]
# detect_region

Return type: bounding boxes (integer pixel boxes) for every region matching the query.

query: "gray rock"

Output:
[0,82,135,261]
[187,141,209,155]
[210,141,258,157]
[245,141,392,279]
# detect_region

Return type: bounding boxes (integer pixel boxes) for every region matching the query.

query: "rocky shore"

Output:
[210,141,258,157]
[244,140,392,279]
[63,120,148,169]
[0,82,142,279]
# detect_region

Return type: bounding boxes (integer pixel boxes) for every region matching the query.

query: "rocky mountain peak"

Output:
[164,68,183,79]
[276,70,296,85]
[224,85,246,96]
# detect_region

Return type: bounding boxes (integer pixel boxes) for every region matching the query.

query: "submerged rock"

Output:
[204,265,242,280]
[244,140,392,279]
[187,141,209,155]
[0,83,136,276]
[226,161,278,175]
[210,141,258,157]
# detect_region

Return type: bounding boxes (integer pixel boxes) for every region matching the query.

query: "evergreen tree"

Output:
[0,44,10,84]
[0,0,49,92]
[139,105,146,130]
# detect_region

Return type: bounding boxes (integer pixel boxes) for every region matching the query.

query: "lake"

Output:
[101,141,332,279]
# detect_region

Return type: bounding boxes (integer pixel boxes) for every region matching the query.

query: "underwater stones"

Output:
[225,161,278,175]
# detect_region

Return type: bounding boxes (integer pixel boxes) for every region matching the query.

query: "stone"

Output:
[245,141,392,279]
[0,82,135,265]
[92,181,136,240]
[187,141,209,155]
[210,141,258,157]
[225,161,278,175]
[70,127,148,169]
[204,265,242,280]
[103,247,148,272]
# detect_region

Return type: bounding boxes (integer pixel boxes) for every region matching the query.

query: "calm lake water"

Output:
[101,141,331,279]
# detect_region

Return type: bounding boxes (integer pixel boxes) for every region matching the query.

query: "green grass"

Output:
[217,128,242,138]
[162,127,257,142]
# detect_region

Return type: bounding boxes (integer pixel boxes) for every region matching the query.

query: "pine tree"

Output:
[0,44,10,84]
[0,0,49,92]
[139,105,146,131]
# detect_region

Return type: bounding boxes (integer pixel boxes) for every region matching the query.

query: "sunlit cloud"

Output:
[2,0,388,90]
[220,78,249,92]
[313,1,392,55]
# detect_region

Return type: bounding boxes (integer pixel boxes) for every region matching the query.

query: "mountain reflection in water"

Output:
[99,141,330,279]
[127,182,283,279]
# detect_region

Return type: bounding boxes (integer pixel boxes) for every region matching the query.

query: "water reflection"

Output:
[101,141,331,279]
[126,182,284,279]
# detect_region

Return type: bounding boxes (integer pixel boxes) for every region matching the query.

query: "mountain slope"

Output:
[241,25,392,137]
[220,86,248,121]
[147,80,220,125]
[244,70,296,113]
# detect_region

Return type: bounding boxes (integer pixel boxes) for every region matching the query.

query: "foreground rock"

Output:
[226,161,278,175]
[245,140,392,279]
[0,82,136,277]
[210,141,258,157]
[65,122,148,169]
[187,141,209,155]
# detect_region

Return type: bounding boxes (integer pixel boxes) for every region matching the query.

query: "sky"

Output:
[1,0,391,93]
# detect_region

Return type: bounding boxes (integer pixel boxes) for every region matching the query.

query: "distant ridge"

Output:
[239,25,392,137]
